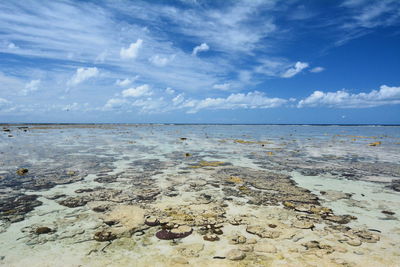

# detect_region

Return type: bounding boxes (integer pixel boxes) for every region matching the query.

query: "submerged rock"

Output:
[16,168,28,176]
[58,197,88,208]
[292,220,314,229]
[102,205,145,237]
[35,227,53,235]
[254,241,277,253]
[203,233,219,241]
[145,216,159,226]
[246,225,280,239]
[157,225,193,240]
[229,235,247,244]
[94,231,117,242]
[226,249,246,261]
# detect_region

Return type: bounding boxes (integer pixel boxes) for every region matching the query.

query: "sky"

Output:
[0,0,400,124]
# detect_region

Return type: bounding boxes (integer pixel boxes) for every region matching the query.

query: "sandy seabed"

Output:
[1,124,400,267]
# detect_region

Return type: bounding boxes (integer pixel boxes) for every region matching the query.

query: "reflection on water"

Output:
[0,124,400,266]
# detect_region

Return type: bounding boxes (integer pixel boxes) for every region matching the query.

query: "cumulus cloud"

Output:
[165,87,175,95]
[281,62,309,78]
[122,84,152,98]
[115,76,139,87]
[68,67,99,86]
[213,83,231,91]
[103,98,128,110]
[131,97,167,113]
[120,39,143,59]
[21,79,41,95]
[192,43,209,56]
[184,91,287,113]
[7,42,18,49]
[310,67,325,73]
[298,85,400,108]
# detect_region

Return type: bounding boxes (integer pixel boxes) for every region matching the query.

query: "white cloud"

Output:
[172,93,185,105]
[298,85,400,108]
[21,79,41,95]
[120,39,143,59]
[95,51,107,63]
[122,84,152,98]
[68,67,99,86]
[115,76,139,87]
[192,43,209,56]
[213,83,231,91]
[103,98,128,110]
[165,87,175,95]
[149,54,174,67]
[62,102,80,111]
[281,62,309,78]
[184,91,287,113]
[0,97,9,105]
[131,97,167,113]
[8,42,18,49]
[310,66,325,73]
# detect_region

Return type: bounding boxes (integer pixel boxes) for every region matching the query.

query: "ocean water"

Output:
[0,124,399,266]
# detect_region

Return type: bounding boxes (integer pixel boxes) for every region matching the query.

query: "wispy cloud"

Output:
[281,62,309,78]
[192,43,209,56]
[310,67,325,73]
[21,79,41,95]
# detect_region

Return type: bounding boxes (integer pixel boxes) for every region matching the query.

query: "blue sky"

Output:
[0,0,400,124]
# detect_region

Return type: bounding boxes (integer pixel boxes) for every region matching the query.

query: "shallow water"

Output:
[1,124,400,266]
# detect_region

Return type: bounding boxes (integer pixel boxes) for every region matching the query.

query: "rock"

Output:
[368,141,381,146]
[103,205,145,235]
[171,225,193,237]
[229,217,243,225]
[16,168,28,176]
[302,240,321,249]
[254,241,277,253]
[324,215,355,224]
[246,225,280,239]
[94,231,117,242]
[157,225,193,240]
[247,238,257,244]
[171,257,189,264]
[229,235,247,244]
[74,188,94,193]
[226,249,246,261]
[177,243,204,257]
[381,210,395,215]
[292,220,314,229]
[239,245,253,252]
[58,197,88,208]
[352,229,380,243]
[321,190,352,201]
[203,233,219,241]
[35,227,52,235]
[145,216,159,226]
[346,238,362,246]
[66,170,77,176]
[212,228,223,235]
[283,201,296,209]
[268,224,277,228]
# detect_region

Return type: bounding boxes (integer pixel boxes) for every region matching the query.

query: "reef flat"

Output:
[0,124,399,266]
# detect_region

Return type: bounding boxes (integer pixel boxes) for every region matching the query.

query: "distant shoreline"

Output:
[1,123,400,127]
